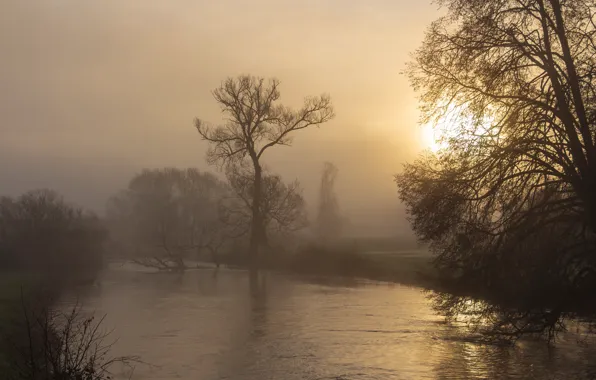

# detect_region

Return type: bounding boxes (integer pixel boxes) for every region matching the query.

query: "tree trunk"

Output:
[249,163,263,271]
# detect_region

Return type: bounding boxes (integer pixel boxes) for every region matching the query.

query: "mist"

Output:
[0,0,441,237]
[6,1,596,379]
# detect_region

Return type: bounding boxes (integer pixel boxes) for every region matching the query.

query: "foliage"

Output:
[0,189,105,281]
[398,0,596,340]
[106,168,228,271]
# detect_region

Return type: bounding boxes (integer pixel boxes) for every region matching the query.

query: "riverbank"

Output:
[272,245,438,289]
[0,272,41,373]
[0,271,104,377]
[201,244,439,289]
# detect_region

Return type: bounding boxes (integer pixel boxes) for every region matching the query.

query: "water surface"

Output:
[65,265,596,379]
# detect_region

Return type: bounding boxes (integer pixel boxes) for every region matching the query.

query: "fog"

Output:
[7,2,596,378]
[0,0,441,237]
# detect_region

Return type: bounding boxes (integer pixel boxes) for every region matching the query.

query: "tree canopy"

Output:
[196,75,334,265]
[397,0,596,340]
[0,189,105,281]
[106,168,228,271]
[220,162,308,241]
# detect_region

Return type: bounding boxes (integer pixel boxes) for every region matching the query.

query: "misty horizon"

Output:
[0,0,443,238]
[4,1,596,379]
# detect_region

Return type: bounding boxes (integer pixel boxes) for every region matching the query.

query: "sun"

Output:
[421,123,440,152]
[421,122,449,153]
[420,105,497,153]
[419,103,463,153]
[419,103,489,153]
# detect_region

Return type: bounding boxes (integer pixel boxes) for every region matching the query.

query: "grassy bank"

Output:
[265,244,439,289]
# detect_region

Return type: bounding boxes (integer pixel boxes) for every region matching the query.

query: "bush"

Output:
[4,294,138,380]
[0,189,106,283]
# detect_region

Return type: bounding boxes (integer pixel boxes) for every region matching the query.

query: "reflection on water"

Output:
[63,265,596,379]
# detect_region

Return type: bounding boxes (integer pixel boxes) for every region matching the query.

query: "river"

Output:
[63,264,596,379]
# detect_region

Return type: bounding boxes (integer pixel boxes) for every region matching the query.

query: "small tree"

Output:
[220,162,308,245]
[5,294,138,380]
[195,75,334,268]
[315,162,343,244]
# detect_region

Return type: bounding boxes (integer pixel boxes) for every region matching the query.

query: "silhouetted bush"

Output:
[3,294,137,380]
[0,189,106,284]
[106,168,230,272]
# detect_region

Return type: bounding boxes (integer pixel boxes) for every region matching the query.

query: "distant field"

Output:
[335,237,435,286]
[364,251,437,287]
[340,236,424,253]
[364,249,432,257]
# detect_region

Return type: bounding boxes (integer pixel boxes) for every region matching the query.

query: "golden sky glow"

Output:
[0,0,442,235]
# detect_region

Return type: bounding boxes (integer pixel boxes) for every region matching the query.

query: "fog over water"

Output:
[7,3,596,379]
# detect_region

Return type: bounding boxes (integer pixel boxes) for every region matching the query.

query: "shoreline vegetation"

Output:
[116,238,438,290]
[0,189,136,378]
[267,244,438,289]
[0,272,138,379]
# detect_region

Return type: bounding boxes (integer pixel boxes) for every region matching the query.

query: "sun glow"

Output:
[419,103,464,153]
[420,104,496,153]
[421,123,444,153]
[420,117,456,153]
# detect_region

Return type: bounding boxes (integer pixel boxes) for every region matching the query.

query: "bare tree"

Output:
[397,0,596,340]
[216,162,308,263]
[223,162,307,233]
[195,75,334,268]
[315,162,343,243]
[5,292,138,379]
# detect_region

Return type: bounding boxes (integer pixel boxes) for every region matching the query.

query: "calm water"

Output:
[64,264,596,380]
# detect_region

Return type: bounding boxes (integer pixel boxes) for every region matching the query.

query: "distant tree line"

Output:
[106,165,309,271]
[0,189,106,283]
[0,76,346,282]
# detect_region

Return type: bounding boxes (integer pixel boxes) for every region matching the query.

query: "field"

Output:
[281,237,438,288]
[363,250,437,287]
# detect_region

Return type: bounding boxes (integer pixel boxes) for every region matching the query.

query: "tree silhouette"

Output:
[220,163,308,253]
[0,189,105,281]
[397,0,596,340]
[315,162,342,243]
[107,168,227,271]
[195,75,334,268]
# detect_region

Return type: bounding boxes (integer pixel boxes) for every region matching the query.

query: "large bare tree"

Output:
[195,75,334,267]
[397,0,596,340]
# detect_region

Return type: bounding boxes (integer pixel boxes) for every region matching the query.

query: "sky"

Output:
[0,0,443,237]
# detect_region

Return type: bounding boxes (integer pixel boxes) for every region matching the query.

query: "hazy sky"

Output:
[0,0,442,236]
